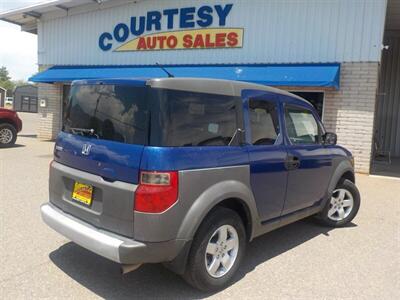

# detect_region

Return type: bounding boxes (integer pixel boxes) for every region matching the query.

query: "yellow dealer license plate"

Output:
[72,182,93,206]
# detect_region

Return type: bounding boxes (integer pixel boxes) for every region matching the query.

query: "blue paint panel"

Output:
[246,145,288,221]
[282,145,333,214]
[29,63,340,89]
[54,132,144,184]
[140,146,249,171]
[280,98,333,215]
[241,91,288,221]
[55,136,250,182]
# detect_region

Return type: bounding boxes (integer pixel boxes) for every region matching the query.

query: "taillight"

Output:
[134,171,178,213]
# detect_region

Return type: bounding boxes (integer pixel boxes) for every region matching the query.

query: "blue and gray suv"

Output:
[41,78,360,291]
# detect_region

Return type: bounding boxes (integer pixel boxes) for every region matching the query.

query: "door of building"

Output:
[20,95,38,112]
[372,30,400,177]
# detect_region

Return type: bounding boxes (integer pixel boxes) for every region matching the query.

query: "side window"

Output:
[249,99,280,145]
[155,90,238,147]
[285,105,320,145]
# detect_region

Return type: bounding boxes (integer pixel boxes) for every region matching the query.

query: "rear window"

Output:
[63,85,239,147]
[64,85,149,145]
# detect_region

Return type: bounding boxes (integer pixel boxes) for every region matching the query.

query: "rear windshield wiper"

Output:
[70,127,99,139]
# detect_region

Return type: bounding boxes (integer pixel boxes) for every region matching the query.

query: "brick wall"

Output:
[37,83,62,140]
[323,62,379,173]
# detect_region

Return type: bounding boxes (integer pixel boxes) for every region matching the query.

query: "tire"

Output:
[318,179,360,227]
[183,207,247,291]
[0,123,17,148]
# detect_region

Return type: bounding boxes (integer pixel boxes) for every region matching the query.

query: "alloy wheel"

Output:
[204,224,239,278]
[0,128,13,144]
[328,188,354,221]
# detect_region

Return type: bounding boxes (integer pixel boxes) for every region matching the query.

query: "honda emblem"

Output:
[81,144,92,155]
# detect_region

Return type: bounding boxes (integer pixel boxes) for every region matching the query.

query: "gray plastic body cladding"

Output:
[326,158,354,198]
[134,165,260,242]
[49,161,136,237]
[41,203,186,264]
[300,154,354,216]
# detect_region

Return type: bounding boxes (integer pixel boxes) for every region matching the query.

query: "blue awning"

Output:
[29,63,340,89]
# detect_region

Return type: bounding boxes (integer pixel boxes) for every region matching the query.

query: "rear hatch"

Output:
[50,82,149,237]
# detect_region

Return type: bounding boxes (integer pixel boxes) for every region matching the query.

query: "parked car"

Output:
[41,78,360,291]
[4,96,14,109]
[0,108,22,147]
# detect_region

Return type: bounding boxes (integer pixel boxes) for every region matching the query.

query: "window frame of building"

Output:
[289,91,325,121]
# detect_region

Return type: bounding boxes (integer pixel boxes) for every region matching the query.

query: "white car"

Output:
[4,97,13,109]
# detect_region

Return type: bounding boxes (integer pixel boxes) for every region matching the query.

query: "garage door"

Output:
[21,95,38,113]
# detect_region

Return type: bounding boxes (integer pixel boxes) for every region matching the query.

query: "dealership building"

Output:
[0,0,399,175]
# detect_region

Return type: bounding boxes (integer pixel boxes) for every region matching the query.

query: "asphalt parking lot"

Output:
[17,112,39,137]
[1,133,399,299]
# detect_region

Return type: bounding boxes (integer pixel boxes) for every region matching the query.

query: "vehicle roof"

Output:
[72,77,310,106]
[72,78,148,87]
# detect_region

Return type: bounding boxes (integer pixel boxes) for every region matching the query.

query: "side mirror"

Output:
[323,132,337,145]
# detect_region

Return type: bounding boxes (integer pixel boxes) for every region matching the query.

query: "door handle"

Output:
[285,155,300,170]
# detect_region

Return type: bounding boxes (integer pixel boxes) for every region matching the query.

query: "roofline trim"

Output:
[0,0,70,18]
[42,62,341,69]
[0,17,22,26]
[14,84,38,89]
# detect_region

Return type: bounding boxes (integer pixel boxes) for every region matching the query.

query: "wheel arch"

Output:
[167,183,258,275]
[340,170,355,184]
[177,180,259,243]
[209,197,252,241]
[0,118,17,128]
[324,159,355,207]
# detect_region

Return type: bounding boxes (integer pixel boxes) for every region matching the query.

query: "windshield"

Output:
[63,85,239,147]
[64,84,149,145]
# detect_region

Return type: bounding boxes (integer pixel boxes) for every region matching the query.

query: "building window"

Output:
[291,92,324,119]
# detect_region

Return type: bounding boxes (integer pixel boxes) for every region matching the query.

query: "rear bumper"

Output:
[40,203,187,264]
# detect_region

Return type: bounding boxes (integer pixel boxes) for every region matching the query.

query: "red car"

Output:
[0,108,22,147]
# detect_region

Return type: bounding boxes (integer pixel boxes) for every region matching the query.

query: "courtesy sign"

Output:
[98,4,243,52]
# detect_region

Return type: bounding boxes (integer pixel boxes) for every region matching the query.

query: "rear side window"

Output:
[249,99,280,145]
[151,90,239,147]
[284,105,320,145]
[64,85,149,145]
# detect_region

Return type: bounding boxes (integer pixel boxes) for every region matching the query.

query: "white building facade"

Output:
[1,0,399,174]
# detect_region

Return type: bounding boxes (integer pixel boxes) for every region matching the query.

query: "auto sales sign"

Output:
[98,4,243,52]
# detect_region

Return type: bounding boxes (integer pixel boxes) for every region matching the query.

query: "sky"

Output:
[0,0,43,81]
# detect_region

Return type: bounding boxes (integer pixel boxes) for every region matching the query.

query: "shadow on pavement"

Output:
[2,144,25,148]
[18,134,38,138]
[37,154,54,158]
[49,218,356,299]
